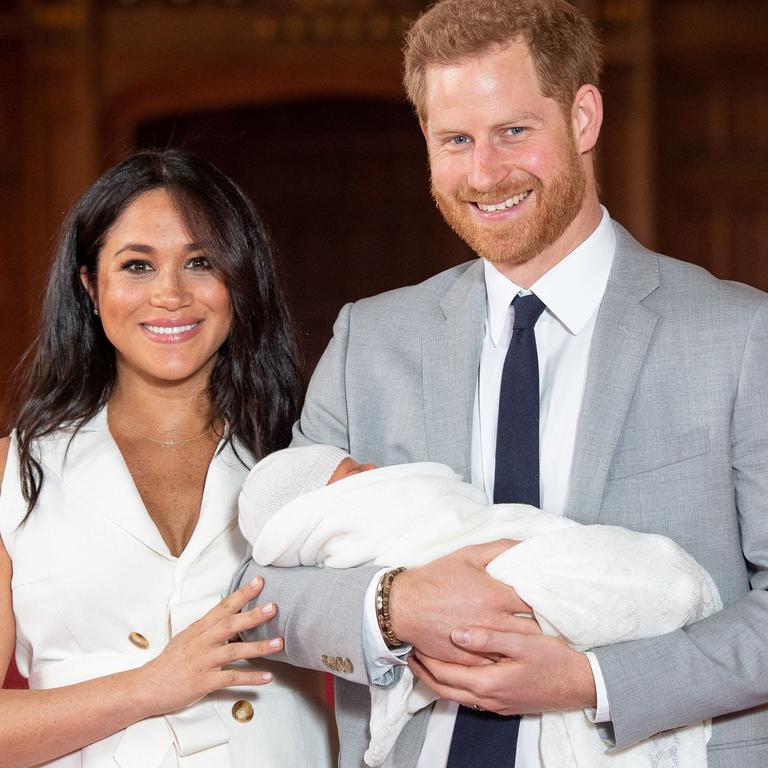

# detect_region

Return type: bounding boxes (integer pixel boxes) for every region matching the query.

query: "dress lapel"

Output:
[421,260,486,481]
[178,439,253,567]
[566,224,661,524]
[48,409,173,558]
[49,409,253,562]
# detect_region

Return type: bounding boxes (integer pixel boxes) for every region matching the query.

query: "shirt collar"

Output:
[483,206,616,345]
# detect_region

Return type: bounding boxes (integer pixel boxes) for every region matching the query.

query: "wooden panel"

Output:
[658,0,768,63]
[594,0,656,247]
[0,39,26,430]
[22,44,99,278]
[103,49,405,164]
[100,0,426,52]
[656,2,768,289]
[599,59,655,247]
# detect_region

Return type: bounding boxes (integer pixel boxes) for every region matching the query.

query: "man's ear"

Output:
[419,117,428,140]
[571,84,603,154]
[79,266,98,311]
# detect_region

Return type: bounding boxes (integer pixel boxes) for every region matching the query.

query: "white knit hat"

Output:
[238,444,351,545]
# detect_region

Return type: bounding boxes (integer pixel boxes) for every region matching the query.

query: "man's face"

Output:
[422,41,587,267]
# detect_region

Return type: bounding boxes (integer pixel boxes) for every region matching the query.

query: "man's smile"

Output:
[473,189,532,213]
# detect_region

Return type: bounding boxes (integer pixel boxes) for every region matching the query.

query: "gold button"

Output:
[128,632,149,650]
[232,700,254,723]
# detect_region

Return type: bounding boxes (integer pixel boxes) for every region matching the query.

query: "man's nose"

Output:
[467,142,508,194]
[151,269,191,310]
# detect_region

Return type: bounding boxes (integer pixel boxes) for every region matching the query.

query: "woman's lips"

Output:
[140,320,203,343]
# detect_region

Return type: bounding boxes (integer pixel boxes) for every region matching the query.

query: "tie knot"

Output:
[512,293,546,330]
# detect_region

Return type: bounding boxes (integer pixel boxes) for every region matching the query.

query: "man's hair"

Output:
[403,0,602,119]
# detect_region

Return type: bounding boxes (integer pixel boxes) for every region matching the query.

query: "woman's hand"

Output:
[0,556,284,768]
[135,576,282,715]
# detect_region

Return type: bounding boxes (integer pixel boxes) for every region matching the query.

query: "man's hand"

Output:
[409,627,597,714]
[388,540,536,665]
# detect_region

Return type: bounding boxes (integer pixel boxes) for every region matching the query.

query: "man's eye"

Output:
[187,255,211,270]
[449,135,470,146]
[506,127,526,136]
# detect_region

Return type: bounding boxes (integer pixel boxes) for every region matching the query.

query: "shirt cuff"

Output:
[583,651,611,723]
[362,568,411,687]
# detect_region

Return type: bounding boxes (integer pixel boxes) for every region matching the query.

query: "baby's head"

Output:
[239,445,376,530]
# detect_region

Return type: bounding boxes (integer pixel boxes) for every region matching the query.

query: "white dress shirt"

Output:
[364,208,616,767]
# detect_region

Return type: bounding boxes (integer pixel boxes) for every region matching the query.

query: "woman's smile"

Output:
[140,318,204,343]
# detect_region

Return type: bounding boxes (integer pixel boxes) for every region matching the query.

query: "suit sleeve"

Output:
[592,298,768,749]
[236,303,379,686]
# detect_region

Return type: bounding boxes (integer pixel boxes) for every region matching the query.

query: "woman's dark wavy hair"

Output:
[13,149,303,513]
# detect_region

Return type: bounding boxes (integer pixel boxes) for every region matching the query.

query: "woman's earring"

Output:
[94,307,99,316]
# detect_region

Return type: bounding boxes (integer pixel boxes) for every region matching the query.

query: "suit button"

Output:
[321,654,354,674]
[232,700,254,723]
[128,632,149,649]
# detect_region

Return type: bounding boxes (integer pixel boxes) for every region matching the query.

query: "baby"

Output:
[239,445,719,768]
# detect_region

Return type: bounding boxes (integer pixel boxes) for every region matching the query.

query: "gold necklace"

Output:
[110,412,214,448]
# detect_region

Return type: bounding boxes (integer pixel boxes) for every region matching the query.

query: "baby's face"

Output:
[328,457,377,484]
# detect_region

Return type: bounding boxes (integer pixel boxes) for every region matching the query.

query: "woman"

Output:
[0,150,336,767]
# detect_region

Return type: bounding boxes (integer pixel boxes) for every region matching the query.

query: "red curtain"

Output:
[3,659,27,689]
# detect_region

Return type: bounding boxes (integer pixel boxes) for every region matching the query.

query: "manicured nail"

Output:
[261,602,275,615]
[249,576,263,589]
[269,637,282,648]
[452,629,470,645]
[260,672,273,682]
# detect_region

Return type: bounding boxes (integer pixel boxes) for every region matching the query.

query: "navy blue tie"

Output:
[446,293,546,768]
[494,293,546,507]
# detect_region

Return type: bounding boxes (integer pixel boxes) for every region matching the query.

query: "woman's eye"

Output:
[187,255,211,270]
[122,260,152,274]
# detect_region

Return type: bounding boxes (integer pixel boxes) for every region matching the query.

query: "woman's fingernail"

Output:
[260,672,273,682]
[452,629,470,645]
[261,602,275,615]
[249,576,263,589]
[269,637,282,648]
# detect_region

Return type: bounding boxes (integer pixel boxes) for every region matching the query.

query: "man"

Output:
[239,1,768,766]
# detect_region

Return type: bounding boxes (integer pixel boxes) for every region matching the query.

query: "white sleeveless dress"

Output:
[0,409,336,768]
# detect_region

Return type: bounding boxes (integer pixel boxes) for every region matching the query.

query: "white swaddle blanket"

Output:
[246,461,721,768]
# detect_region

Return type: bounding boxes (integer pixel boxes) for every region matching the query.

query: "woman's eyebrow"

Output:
[113,243,154,257]
[112,241,207,257]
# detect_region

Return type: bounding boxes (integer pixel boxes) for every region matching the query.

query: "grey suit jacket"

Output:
[240,222,768,767]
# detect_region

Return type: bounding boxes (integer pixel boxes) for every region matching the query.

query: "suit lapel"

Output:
[422,260,486,481]
[566,225,661,524]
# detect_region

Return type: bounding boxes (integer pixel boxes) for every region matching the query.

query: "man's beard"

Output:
[431,141,587,266]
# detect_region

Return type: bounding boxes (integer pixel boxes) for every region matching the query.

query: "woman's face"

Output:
[81,188,233,387]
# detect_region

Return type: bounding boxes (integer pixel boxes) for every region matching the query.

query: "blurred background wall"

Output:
[1,0,767,690]
[2,0,768,425]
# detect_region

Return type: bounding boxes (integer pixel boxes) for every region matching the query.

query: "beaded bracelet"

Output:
[375,567,406,648]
